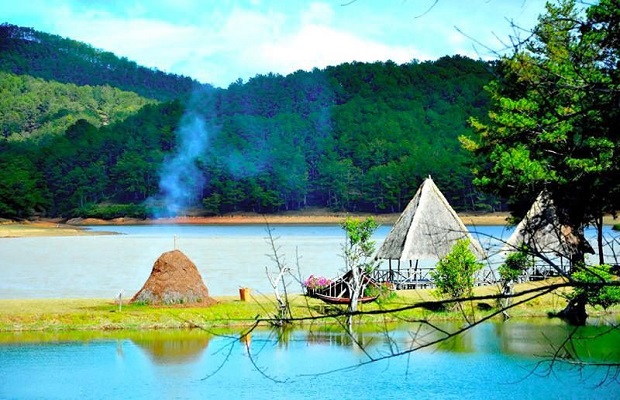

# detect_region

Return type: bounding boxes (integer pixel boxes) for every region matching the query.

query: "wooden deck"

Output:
[371,262,567,290]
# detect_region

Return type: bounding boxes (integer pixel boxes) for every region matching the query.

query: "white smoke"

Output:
[158,112,208,216]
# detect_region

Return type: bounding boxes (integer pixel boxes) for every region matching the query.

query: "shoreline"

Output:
[2,212,616,238]
[65,211,513,226]
[1,211,513,237]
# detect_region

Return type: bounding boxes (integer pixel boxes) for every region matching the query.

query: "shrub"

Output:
[364,282,397,303]
[430,239,484,302]
[74,203,147,219]
[569,264,620,310]
[498,245,533,283]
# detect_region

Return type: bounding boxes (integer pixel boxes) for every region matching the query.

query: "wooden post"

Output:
[117,290,124,312]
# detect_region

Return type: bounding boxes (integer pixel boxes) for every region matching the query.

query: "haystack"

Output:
[131,249,216,306]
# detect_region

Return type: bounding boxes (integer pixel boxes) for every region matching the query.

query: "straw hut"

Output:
[374,177,485,288]
[502,191,593,278]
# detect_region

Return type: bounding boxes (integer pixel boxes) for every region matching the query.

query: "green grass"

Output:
[1,281,617,333]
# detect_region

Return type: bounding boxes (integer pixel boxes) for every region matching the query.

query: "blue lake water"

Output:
[1,321,619,399]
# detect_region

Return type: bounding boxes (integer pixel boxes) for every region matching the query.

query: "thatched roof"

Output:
[376,177,485,261]
[502,191,593,257]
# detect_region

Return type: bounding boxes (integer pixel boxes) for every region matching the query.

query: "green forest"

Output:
[0,23,497,219]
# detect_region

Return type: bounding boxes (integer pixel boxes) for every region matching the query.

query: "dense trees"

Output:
[0,142,46,217]
[0,72,156,140]
[0,24,199,101]
[0,23,497,219]
[180,56,493,216]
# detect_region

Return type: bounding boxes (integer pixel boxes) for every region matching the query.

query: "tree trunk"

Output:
[557,293,588,326]
[500,280,513,320]
[596,214,604,265]
[348,267,360,313]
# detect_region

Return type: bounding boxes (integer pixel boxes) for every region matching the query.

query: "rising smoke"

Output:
[157,112,209,217]
[151,70,335,216]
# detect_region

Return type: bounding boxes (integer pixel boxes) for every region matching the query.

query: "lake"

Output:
[0,224,507,299]
[0,224,616,299]
[1,320,618,399]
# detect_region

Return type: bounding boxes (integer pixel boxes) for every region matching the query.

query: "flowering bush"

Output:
[303,275,332,291]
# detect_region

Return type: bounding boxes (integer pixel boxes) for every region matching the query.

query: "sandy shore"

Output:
[0,220,92,237]
[2,211,616,238]
[1,211,515,238]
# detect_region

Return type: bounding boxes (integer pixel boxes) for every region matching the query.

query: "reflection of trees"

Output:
[493,320,620,362]
[236,320,620,371]
[305,328,379,349]
[131,330,211,365]
[245,324,476,357]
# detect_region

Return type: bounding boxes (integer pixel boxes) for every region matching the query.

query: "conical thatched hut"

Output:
[502,191,593,278]
[374,177,485,288]
[131,249,217,306]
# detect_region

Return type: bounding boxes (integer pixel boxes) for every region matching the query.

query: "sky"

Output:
[2,0,550,88]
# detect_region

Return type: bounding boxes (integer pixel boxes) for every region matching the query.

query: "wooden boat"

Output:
[306,270,380,305]
[312,292,379,305]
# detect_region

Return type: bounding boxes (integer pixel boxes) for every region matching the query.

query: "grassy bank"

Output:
[1,279,616,333]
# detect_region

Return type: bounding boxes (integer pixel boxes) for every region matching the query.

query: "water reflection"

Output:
[492,320,620,362]
[305,327,382,349]
[130,330,211,364]
[250,319,620,363]
[1,320,618,364]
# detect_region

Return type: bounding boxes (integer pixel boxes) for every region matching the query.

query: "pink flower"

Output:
[303,275,331,289]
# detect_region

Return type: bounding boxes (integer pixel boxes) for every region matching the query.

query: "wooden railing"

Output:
[371,268,434,290]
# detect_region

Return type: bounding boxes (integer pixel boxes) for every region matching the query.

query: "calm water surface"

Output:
[0,224,616,299]
[1,320,619,399]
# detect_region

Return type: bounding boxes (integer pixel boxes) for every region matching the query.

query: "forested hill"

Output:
[0,71,157,140]
[0,24,494,217]
[0,23,200,100]
[0,24,497,219]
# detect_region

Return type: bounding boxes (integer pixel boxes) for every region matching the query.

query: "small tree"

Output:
[498,249,530,284]
[263,222,294,326]
[430,239,483,310]
[497,245,533,317]
[341,216,379,313]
